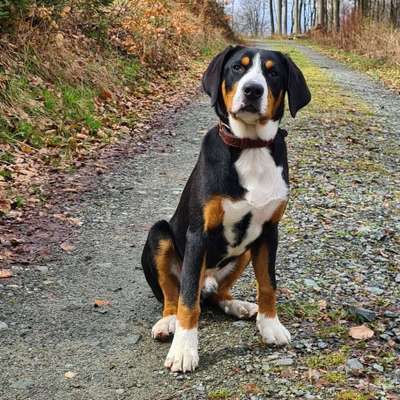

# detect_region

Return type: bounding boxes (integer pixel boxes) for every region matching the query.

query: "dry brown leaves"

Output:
[0,269,13,278]
[94,299,111,307]
[349,325,375,340]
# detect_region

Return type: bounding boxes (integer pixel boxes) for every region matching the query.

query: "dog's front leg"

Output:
[251,225,291,346]
[164,229,205,372]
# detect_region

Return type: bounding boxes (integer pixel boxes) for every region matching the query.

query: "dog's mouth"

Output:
[238,104,260,114]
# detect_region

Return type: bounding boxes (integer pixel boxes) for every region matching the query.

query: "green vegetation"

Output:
[336,390,370,400]
[305,347,349,369]
[324,371,347,384]
[306,42,400,93]
[208,388,232,399]
[278,300,320,320]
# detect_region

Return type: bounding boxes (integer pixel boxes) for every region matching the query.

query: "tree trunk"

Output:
[276,0,282,34]
[270,0,275,35]
[316,0,327,27]
[294,0,300,33]
[333,0,340,32]
[283,0,288,34]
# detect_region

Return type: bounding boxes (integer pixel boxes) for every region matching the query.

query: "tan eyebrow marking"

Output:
[265,60,274,69]
[241,56,250,66]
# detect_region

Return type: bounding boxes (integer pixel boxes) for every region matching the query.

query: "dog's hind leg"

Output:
[141,220,181,341]
[209,251,258,319]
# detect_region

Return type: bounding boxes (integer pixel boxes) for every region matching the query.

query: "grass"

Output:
[305,347,349,369]
[208,388,232,399]
[306,42,400,93]
[336,390,370,400]
[324,371,346,384]
[319,323,347,339]
[278,300,320,320]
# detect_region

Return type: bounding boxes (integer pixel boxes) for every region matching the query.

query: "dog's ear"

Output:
[284,55,311,117]
[202,45,242,106]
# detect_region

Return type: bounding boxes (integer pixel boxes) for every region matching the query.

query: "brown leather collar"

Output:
[218,122,274,149]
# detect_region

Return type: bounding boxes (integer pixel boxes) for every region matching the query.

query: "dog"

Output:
[141,45,311,372]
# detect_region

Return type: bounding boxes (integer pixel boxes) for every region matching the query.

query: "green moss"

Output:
[278,300,320,320]
[324,371,346,384]
[305,348,348,369]
[208,388,232,399]
[336,390,370,400]
[320,323,347,339]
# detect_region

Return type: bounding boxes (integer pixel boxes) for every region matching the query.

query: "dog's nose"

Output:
[243,83,264,100]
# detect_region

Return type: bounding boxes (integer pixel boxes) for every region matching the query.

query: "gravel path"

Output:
[0,41,399,400]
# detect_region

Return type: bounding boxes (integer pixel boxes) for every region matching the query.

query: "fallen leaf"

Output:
[94,299,111,307]
[64,371,76,379]
[349,324,374,340]
[318,299,327,311]
[0,269,13,279]
[60,242,75,252]
[0,198,11,214]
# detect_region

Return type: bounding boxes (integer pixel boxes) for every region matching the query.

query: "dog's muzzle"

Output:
[240,83,264,113]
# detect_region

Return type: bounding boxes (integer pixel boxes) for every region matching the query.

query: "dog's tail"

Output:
[141,220,176,303]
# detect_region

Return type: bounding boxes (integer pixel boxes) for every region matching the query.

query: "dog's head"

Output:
[202,46,311,125]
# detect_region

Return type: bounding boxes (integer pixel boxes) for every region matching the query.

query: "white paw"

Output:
[151,315,176,341]
[164,322,199,372]
[257,314,291,345]
[220,299,259,319]
[202,276,219,295]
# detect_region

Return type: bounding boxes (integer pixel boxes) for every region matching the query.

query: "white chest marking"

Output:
[222,148,288,257]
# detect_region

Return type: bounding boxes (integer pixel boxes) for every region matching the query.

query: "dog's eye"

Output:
[232,64,243,72]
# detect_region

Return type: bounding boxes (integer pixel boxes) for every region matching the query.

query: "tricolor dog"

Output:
[141,45,311,372]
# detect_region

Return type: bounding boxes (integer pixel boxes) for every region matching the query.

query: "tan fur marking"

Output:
[177,301,201,330]
[222,80,238,113]
[270,201,287,224]
[203,196,224,231]
[209,251,251,303]
[265,60,274,70]
[176,259,206,329]
[241,56,250,66]
[252,245,276,317]
[154,239,179,317]
[260,90,284,124]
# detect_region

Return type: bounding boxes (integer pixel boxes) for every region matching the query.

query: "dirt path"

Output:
[0,41,399,400]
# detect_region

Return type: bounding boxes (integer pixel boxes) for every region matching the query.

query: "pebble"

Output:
[346,358,363,372]
[304,279,320,290]
[274,357,294,366]
[348,306,377,322]
[305,394,316,400]
[126,334,141,345]
[11,379,34,390]
[232,320,247,328]
[395,273,400,283]
[0,321,8,331]
[367,286,384,295]
[35,266,48,274]
[116,388,124,394]
[372,363,384,373]
[383,311,397,318]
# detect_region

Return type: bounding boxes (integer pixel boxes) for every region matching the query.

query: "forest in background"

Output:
[226,0,399,91]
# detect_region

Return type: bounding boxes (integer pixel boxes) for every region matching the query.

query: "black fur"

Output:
[141,46,310,309]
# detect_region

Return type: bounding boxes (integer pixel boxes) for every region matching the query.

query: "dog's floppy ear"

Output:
[202,45,242,106]
[284,55,311,117]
